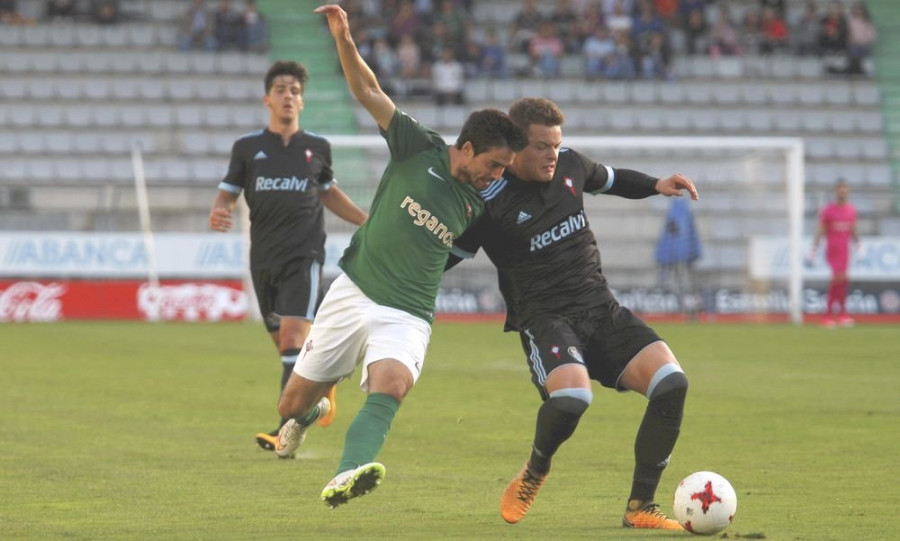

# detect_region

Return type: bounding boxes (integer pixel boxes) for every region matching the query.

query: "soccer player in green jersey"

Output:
[270,3,528,508]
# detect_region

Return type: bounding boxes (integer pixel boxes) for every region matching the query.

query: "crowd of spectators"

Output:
[0,0,120,24]
[337,0,878,104]
[177,0,268,54]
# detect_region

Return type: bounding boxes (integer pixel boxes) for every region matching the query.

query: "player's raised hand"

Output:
[209,207,233,232]
[314,4,350,39]
[656,173,699,201]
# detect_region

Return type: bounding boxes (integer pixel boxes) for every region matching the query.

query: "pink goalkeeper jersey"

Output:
[820,202,857,271]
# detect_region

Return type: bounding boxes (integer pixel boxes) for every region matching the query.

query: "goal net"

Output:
[318,135,805,324]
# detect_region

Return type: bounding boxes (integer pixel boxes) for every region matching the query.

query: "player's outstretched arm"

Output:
[315,4,396,131]
[209,190,238,232]
[655,173,700,201]
[321,186,368,226]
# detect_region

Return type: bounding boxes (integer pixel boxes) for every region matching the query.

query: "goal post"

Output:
[323,134,807,324]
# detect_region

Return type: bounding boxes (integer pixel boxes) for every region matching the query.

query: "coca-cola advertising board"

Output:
[0,280,248,323]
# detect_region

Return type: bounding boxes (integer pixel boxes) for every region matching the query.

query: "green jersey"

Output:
[339,109,484,323]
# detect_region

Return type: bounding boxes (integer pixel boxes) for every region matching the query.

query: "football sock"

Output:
[529,388,592,475]
[826,282,839,316]
[336,392,400,474]
[836,280,848,315]
[278,349,300,429]
[630,368,688,503]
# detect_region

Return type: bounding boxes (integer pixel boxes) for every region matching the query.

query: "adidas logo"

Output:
[517,211,532,224]
[254,151,268,160]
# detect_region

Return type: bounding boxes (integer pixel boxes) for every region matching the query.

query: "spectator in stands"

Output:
[845,1,876,75]
[740,7,764,55]
[818,0,848,56]
[604,30,637,79]
[372,37,400,78]
[461,39,484,78]
[710,5,740,56]
[509,0,544,53]
[606,0,633,35]
[433,0,468,46]
[530,20,565,78]
[480,28,508,79]
[632,2,666,51]
[549,0,580,53]
[759,0,785,17]
[44,0,75,20]
[91,0,118,24]
[683,7,709,55]
[602,0,633,19]
[178,0,215,52]
[213,0,243,51]
[241,0,268,53]
[397,33,423,78]
[791,0,821,56]
[575,1,606,50]
[389,0,421,46]
[638,30,671,79]
[653,0,678,27]
[431,46,465,105]
[0,0,29,24]
[679,0,706,25]
[584,25,616,80]
[759,6,789,54]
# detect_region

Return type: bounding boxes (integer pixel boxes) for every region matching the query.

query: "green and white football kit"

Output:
[295,109,485,388]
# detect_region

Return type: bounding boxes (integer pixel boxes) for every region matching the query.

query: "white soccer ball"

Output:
[673,471,737,535]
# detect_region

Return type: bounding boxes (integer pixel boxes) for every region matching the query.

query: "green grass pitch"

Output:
[2,321,897,539]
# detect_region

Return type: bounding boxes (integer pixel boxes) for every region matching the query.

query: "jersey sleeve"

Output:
[450,214,486,260]
[317,139,336,191]
[218,139,246,194]
[382,108,446,161]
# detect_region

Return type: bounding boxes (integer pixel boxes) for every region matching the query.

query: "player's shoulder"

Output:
[231,129,266,151]
[480,176,511,203]
[299,130,331,147]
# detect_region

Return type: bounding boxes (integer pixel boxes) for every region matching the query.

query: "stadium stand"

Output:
[0,0,897,290]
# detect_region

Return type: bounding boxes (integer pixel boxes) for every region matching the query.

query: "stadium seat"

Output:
[806,138,833,160]
[864,164,893,187]
[111,79,141,100]
[830,112,856,133]
[75,25,102,47]
[745,108,773,132]
[175,105,203,127]
[630,83,657,104]
[178,132,211,155]
[856,112,883,133]
[603,83,629,104]
[64,107,93,128]
[861,139,889,160]
[83,79,111,100]
[465,79,489,102]
[802,111,829,132]
[854,85,880,106]
[203,106,233,129]
[824,85,852,106]
[575,82,602,103]
[634,109,663,131]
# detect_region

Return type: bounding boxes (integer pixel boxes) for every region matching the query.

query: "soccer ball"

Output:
[673,471,737,535]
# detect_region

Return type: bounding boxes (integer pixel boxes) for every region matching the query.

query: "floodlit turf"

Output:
[1,321,897,539]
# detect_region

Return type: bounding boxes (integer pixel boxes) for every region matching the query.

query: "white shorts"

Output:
[293,273,432,391]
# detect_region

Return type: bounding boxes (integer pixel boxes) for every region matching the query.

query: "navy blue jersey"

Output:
[452,148,658,331]
[219,129,334,269]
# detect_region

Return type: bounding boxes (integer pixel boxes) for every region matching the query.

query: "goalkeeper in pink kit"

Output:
[809,179,859,327]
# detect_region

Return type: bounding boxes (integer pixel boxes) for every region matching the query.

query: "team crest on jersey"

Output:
[551,345,560,359]
[305,148,313,163]
[465,202,473,220]
[304,339,314,353]
[568,346,584,363]
[563,176,576,196]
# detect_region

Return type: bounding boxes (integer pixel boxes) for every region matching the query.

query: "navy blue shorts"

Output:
[518,302,662,398]
[251,258,323,333]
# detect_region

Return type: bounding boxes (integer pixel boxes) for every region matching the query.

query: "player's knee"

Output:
[548,387,593,416]
[647,368,688,420]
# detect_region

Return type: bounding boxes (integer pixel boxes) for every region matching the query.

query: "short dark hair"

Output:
[264,61,309,94]
[455,109,528,155]
[508,97,565,131]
